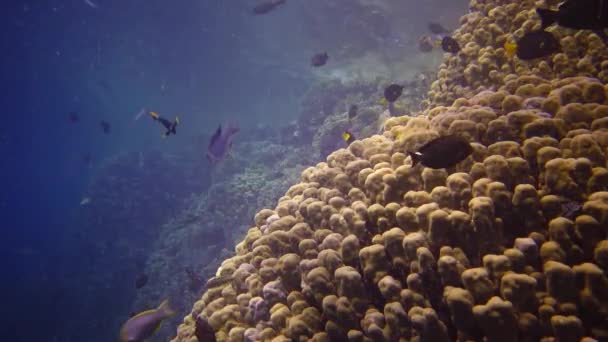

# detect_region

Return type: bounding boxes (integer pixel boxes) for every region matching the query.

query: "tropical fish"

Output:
[409,135,472,169]
[204,274,234,289]
[384,84,404,103]
[504,30,560,60]
[441,36,461,53]
[428,22,451,34]
[100,120,111,134]
[537,0,608,43]
[68,112,79,123]
[207,123,239,164]
[252,0,286,15]
[119,300,175,342]
[195,315,216,342]
[148,111,179,138]
[311,52,329,67]
[348,104,358,119]
[135,273,148,289]
[342,131,356,145]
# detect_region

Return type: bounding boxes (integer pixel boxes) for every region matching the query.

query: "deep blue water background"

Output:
[2,1,310,340]
[1,0,466,340]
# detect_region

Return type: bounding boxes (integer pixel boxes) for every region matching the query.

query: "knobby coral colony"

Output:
[174,0,608,341]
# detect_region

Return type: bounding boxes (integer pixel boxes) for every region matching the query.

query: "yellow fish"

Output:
[119,299,175,342]
[342,131,356,144]
[504,42,517,58]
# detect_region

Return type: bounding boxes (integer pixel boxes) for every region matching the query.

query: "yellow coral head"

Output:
[379,98,388,106]
[504,42,517,58]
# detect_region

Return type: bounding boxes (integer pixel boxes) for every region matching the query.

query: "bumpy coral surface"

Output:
[173,0,608,341]
[426,0,608,108]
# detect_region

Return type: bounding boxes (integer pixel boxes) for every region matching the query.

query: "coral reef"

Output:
[58,151,207,341]
[174,0,608,341]
[426,0,608,108]
[131,138,317,341]
[299,74,434,159]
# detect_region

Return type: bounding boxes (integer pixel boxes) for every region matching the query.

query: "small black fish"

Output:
[506,30,561,60]
[441,36,461,53]
[348,104,358,119]
[195,315,217,342]
[428,22,450,34]
[342,131,356,145]
[252,0,286,15]
[100,120,111,134]
[311,52,329,67]
[409,135,472,169]
[384,84,404,103]
[537,0,608,43]
[68,112,79,123]
[135,273,148,289]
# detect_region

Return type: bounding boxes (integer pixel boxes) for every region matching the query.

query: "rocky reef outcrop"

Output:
[173,0,608,341]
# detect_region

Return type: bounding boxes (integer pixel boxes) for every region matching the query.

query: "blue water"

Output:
[2,0,466,340]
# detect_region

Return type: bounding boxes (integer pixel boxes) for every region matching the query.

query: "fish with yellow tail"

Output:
[148,111,179,138]
[504,30,560,60]
[119,299,175,342]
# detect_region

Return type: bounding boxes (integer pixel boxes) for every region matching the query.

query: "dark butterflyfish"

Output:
[68,111,80,123]
[348,104,358,119]
[409,135,472,169]
[207,122,239,164]
[441,36,461,53]
[342,131,356,145]
[148,111,179,138]
[135,273,148,289]
[100,120,111,134]
[195,315,217,342]
[537,0,608,43]
[428,22,451,34]
[504,30,561,60]
[384,84,404,103]
[119,299,175,342]
[252,0,286,15]
[311,52,329,67]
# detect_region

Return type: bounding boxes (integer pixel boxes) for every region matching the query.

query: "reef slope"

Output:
[173,0,608,340]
